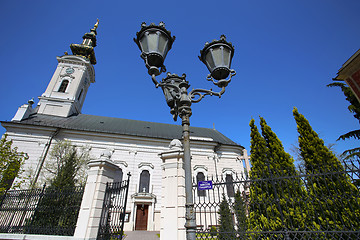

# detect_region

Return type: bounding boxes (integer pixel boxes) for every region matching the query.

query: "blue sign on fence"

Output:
[198,180,213,190]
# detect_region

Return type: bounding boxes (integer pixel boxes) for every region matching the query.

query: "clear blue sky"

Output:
[1,0,359,157]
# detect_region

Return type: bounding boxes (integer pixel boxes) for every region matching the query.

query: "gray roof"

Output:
[5,114,241,147]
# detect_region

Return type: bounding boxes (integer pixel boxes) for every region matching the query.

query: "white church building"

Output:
[1,22,249,239]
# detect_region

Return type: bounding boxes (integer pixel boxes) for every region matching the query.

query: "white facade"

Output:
[2,122,245,232]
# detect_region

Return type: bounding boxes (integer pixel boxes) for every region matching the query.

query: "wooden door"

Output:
[135,204,148,230]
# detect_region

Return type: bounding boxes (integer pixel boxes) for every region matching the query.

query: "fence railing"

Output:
[193,158,360,239]
[0,185,84,236]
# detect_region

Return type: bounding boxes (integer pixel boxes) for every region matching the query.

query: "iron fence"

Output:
[97,173,131,240]
[193,158,360,239]
[0,185,84,236]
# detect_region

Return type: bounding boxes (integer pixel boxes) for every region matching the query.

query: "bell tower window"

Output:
[58,80,69,93]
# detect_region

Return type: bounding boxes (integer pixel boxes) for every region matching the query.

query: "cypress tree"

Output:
[218,194,235,240]
[234,190,247,238]
[248,119,269,179]
[29,146,83,235]
[259,117,308,232]
[51,150,77,188]
[248,119,275,232]
[293,108,360,232]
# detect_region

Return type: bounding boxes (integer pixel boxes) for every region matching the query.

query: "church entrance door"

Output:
[135,204,148,230]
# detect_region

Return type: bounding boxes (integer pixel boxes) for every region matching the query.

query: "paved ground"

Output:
[124,231,160,240]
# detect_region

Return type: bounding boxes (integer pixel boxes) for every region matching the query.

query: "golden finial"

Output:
[94,19,99,30]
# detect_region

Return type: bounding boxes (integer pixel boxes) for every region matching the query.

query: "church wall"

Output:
[2,123,244,232]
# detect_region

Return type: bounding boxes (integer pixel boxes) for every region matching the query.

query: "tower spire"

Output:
[70,19,99,65]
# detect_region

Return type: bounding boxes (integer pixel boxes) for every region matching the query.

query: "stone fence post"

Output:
[74,158,120,240]
[159,139,186,240]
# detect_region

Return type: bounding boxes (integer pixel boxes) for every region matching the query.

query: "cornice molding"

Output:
[138,162,154,169]
[193,165,208,172]
[113,160,128,167]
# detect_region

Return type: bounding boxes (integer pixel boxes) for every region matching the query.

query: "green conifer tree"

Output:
[248,119,269,180]
[248,119,275,233]
[28,143,84,235]
[51,150,77,188]
[293,108,360,232]
[234,190,247,238]
[259,117,308,232]
[218,194,235,240]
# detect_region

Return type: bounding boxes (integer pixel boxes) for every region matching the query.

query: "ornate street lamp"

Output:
[134,22,236,240]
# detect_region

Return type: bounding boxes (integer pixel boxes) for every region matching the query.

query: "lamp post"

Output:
[134,22,236,240]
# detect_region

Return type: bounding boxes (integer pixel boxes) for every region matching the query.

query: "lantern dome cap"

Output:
[134,22,176,52]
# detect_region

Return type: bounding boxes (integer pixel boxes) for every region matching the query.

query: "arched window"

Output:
[196,172,206,197]
[139,170,150,193]
[226,174,235,197]
[58,80,69,93]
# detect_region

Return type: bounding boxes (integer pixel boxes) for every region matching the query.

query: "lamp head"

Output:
[134,22,175,76]
[199,35,234,80]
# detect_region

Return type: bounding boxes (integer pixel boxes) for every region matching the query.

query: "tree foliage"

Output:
[27,184,84,235]
[248,119,269,180]
[290,143,341,172]
[0,134,28,193]
[328,81,360,159]
[260,117,308,231]
[28,140,87,235]
[43,140,90,186]
[248,119,273,232]
[218,194,235,240]
[234,190,247,236]
[51,148,77,188]
[293,108,360,231]
[248,118,309,234]
[327,82,360,122]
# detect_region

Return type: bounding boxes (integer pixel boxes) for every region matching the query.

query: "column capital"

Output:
[88,159,120,171]
[159,149,184,161]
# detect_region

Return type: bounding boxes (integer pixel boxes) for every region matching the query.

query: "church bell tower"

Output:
[36,20,99,118]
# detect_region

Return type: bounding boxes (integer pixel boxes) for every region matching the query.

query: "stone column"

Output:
[74,158,120,240]
[159,139,186,240]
